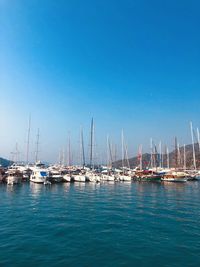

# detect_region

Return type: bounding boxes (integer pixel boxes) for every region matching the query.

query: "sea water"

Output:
[0,181,200,267]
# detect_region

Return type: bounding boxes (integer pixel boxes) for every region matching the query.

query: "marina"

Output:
[1,1,200,266]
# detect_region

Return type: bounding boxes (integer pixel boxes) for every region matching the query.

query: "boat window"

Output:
[40,172,47,176]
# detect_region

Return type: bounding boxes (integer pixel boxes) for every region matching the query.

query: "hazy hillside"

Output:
[0,157,13,167]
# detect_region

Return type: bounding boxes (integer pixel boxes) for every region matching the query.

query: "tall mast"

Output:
[89,118,94,169]
[15,142,20,162]
[154,144,158,170]
[150,138,153,169]
[68,134,71,167]
[190,122,196,170]
[107,135,110,169]
[59,149,62,166]
[35,128,40,162]
[80,127,85,168]
[125,143,130,169]
[183,144,186,170]
[167,147,170,169]
[159,141,162,168]
[121,129,124,172]
[174,137,178,170]
[108,135,113,169]
[177,142,181,167]
[26,114,31,165]
[62,147,65,166]
[140,145,143,171]
[197,128,200,153]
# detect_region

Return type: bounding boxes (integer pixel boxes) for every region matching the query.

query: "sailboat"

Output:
[161,137,187,182]
[118,131,131,181]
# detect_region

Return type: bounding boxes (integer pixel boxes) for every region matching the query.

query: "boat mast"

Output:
[167,147,170,169]
[80,127,85,168]
[15,142,20,163]
[140,145,143,171]
[177,142,181,167]
[125,143,130,170]
[197,128,200,153]
[121,130,124,173]
[68,134,71,167]
[113,144,117,165]
[59,149,62,166]
[107,135,110,170]
[150,138,153,169]
[159,141,162,168]
[26,114,31,165]
[108,135,113,169]
[138,144,142,171]
[62,147,65,166]
[35,128,40,163]
[190,122,196,170]
[174,137,178,170]
[183,144,186,170]
[89,118,94,169]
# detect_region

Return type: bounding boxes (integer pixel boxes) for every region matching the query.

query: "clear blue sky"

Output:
[0,0,200,163]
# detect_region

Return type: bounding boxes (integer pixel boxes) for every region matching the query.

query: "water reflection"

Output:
[30,182,47,197]
[6,183,22,195]
[162,181,187,193]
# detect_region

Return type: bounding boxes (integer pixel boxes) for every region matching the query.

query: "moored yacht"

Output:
[63,174,71,182]
[6,170,23,185]
[118,175,132,181]
[49,170,63,183]
[30,164,50,184]
[73,174,86,182]
[101,174,115,181]
[85,172,101,182]
[161,171,187,182]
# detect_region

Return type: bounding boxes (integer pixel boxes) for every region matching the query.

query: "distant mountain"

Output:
[113,143,200,169]
[0,157,13,167]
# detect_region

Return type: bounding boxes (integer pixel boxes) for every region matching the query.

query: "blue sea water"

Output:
[0,181,200,267]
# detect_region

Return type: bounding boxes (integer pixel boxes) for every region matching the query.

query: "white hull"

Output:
[7,176,22,185]
[86,173,101,182]
[30,168,50,184]
[50,175,63,183]
[63,175,71,182]
[119,175,132,181]
[73,175,86,182]
[30,177,47,183]
[101,175,115,181]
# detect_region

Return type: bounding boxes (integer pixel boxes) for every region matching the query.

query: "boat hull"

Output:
[7,176,22,185]
[63,175,71,182]
[161,178,187,182]
[73,175,86,182]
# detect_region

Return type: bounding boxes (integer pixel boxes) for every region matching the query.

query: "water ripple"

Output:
[0,182,200,266]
